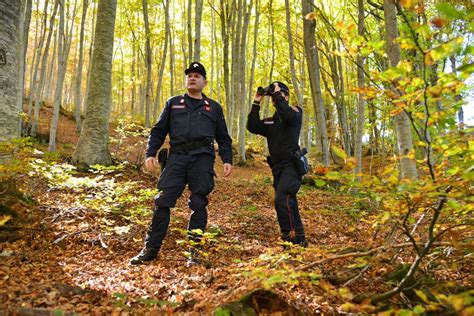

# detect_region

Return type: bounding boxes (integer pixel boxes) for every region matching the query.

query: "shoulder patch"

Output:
[291,106,300,112]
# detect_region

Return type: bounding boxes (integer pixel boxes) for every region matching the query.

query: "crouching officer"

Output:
[130,62,233,265]
[247,82,308,247]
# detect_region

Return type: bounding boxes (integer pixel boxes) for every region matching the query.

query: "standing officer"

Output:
[247,82,308,247]
[130,62,233,265]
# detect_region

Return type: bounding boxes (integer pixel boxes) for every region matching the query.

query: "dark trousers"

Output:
[145,153,215,250]
[272,161,306,244]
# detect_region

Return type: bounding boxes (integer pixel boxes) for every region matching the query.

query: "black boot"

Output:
[129,247,159,265]
[294,235,308,248]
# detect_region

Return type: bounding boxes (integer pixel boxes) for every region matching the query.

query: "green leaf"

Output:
[436,3,464,19]
[315,179,326,187]
[331,145,348,161]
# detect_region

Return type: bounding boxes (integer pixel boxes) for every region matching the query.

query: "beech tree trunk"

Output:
[354,0,365,176]
[0,0,21,162]
[72,0,117,167]
[302,0,329,165]
[153,0,169,117]
[193,0,203,62]
[383,0,417,179]
[30,0,59,136]
[142,0,152,128]
[49,0,76,152]
[74,0,89,131]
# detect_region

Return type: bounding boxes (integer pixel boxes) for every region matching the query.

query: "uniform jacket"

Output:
[146,93,233,164]
[247,93,302,162]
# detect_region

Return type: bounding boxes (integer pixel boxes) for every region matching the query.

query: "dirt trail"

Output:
[1,106,374,314]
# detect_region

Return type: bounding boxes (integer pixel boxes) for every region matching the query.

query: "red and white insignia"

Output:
[204,100,211,112]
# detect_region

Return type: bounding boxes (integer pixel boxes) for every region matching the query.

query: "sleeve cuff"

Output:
[251,104,261,111]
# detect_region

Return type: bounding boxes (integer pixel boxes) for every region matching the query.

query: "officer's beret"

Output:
[185,62,207,78]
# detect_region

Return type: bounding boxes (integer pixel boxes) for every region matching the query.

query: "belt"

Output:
[170,139,211,154]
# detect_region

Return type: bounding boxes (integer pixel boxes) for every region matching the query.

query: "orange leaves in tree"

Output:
[305,12,317,21]
[430,17,449,29]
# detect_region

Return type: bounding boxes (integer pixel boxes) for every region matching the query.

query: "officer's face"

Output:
[186,72,207,92]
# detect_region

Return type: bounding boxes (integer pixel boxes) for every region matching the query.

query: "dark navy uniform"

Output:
[143,93,232,252]
[247,92,307,246]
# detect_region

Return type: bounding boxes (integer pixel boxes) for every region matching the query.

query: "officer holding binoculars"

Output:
[247,82,308,247]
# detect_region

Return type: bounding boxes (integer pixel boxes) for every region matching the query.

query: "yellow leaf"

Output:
[0,215,12,227]
[415,289,430,304]
[400,0,415,9]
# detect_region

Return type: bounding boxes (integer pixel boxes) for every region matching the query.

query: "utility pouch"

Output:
[158,148,169,170]
[292,147,309,177]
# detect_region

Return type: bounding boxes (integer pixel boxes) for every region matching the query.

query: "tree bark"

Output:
[72,0,117,168]
[142,0,152,128]
[0,0,21,162]
[31,0,59,136]
[49,0,76,152]
[49,0,66,151]
[83,0,95,116]
[153,0,169,118]
[383,0,417,179]
[219,0,232,131]
[193,0,203,62]
[354,0,365,176]
[74,0,89,131]
[187,0,193,64]
[285,0,305,146]
[302,0,329,165]
[237,0,252,163]
[27,0,48,118]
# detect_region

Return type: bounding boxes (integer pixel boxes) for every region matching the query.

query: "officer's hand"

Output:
[144,157,157,172]
[273,82,283,96]
[254,91,263,103]
[223,163,232,177]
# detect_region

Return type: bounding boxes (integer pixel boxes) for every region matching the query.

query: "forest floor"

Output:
[1,105,472,315]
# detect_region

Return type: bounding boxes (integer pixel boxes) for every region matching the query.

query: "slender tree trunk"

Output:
[72,0,117,167]
[44,27,58,101]
[220,0,232,127]
[31,0,59,136]
[229,0,240,138]
[49,0,76,151]
[285,0,305,146]
[27,0,48,118]
[49,0,66,151]
[247,0,259,110]
[142,0,152,128]
[193,0,203,62]
[83,0,95,116]
[237,0,252,163]
[74,0,89,131]
[0,0,21,162]
[383,0,417,179]
[187,0,193,64]
[169,23,175,96]
[354,0,365,176]
[153,0,169,116]
[18,0,32,121]
[302,0,329,165]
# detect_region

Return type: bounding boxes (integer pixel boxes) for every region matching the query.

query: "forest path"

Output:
[1,156,371,314]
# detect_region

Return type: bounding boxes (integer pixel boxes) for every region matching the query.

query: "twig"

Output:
[297,241,467,272]
[53,229,89,244]
[98,233,108,249]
